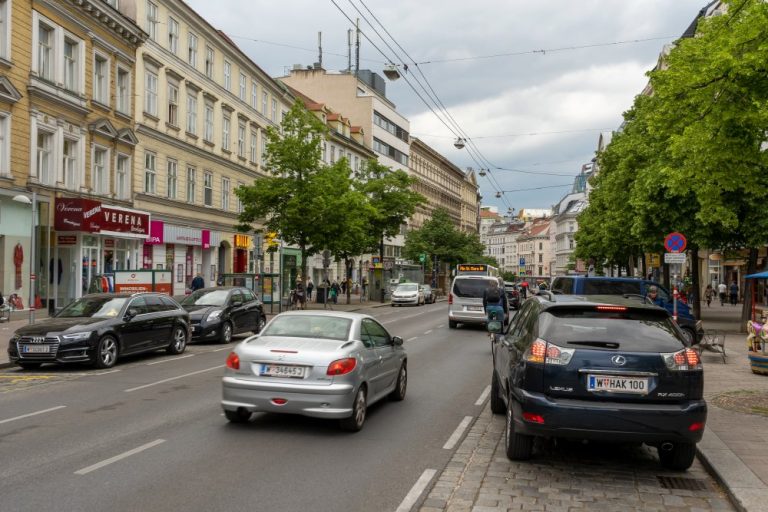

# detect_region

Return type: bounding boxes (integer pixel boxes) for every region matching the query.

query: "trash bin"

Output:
[315,286,327,304]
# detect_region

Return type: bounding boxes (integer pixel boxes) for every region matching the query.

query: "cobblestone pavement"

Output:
[420,406,734,512]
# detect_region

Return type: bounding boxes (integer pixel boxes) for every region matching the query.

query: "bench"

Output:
[697,329,726,363]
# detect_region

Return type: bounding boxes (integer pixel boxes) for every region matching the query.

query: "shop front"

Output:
[234,234,251,274]
[53,197,149,307]
[281,248,301,304]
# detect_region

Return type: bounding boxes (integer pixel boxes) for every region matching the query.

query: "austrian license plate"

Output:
[22,345,50,354]
[260,364,306,378]
[467,306,484,312]
[587,375,648,394]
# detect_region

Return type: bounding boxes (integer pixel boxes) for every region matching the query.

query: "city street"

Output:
[0,303,731,512]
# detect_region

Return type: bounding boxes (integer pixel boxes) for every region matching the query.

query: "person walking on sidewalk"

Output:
[704,284,715,307]
[730,281,739,306]
[718,282,727,306]
[306,279,314,302]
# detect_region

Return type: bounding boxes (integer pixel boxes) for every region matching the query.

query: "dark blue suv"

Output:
[550,276,702,344]
[489,295,706,470]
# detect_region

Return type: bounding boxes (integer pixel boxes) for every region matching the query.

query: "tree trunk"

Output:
[640,253,647,279]
[690,244,700,321]
[663,263,670,290]
[627,256,634,277]
[345,256,352,305]
[742,247,758,326]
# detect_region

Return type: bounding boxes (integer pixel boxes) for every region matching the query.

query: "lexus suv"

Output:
[489,294,706,470]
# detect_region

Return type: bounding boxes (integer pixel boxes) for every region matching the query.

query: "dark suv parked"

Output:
[489,294,706,470]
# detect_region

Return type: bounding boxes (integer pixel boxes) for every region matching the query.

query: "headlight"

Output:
[61,332,92,341]
[207,310,223,321]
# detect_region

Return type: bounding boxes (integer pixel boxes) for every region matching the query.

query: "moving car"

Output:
[221,311,407,431]
[550,276,702,343]
[391,282,424,306]
[489,294,706,470]
[448,275,508,328]
[420,284,436,304]
[181,287,265,343]
[7,293,189,369]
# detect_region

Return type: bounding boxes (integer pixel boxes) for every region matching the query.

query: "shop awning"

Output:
[746,271,768,279]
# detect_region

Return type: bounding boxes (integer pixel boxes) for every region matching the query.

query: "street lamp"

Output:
[12,192,37,324]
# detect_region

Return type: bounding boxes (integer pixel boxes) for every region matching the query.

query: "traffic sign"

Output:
[419,253,426,263]
[519,257,525,266]
[664,253,686,264]
[664,232,687,253]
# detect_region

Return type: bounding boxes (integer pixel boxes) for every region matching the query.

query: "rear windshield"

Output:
[260,314,352,341]
[583,280,641,295]
[453,278,495,298]
[538,308,685,352]
[551,278,573,294]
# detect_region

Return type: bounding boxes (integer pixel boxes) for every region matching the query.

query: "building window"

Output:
[330,145,335,164]
[187,33,197,67]
[186,93,197,134]
[146,1,158,40]
[168,16,179,54]
[36,130,53,185]
[222,114,230,151]
[204,103,214,142]
[203,171,213,206]
[261,91,267,115]
[239,73,246,101]
[321,142,326,162]
[237,182,244,212]
[166,159,177,199]
[222,177,230,211]
[37,23,54,80]
[271,99,277,122]
[62,138,78,190]
[167,82,179,126]
[251,82,258,109]
[93,54,109,104]
[145,69,158,116]
[223,60,231,90]
[117,67,130,114]
[93,147,109,195]
[237,122,245,158]
[63,37,79,92]
[261,137,266,165]
[538,253,543,263]
[250,129,257,162]
[539,242,543,250]
[186,166,196,203]
[144,152,156,193]
[205,45,214,78]
[0,0,7,60]
[354,155,359,172]
[116,154,129,200]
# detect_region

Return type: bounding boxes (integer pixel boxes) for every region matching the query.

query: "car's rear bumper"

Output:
[448,308,487,324]
[222,376,355,418]
[512,389,707,443]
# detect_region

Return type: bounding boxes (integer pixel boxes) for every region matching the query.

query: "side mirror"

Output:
[125,308,139,320]
[392,336,404,346]
[487,320,503,334]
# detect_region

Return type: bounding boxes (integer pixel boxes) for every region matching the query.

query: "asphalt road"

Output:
[0,302,493,512]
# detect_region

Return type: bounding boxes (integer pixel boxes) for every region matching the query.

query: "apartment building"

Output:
[0,0,146,310]
[460,169,480,233]
[409,138,465,230]
[551,165,591,275]
[516,218,553,279]
[120,0,293,294]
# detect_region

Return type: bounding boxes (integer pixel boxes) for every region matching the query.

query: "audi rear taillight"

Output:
[226,352,240,370]
[327,357,357,376]
[524,339,574,366]
[448,293,453,305]
[661,348,702,370]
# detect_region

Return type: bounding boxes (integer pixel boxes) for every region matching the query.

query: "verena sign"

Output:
[55,198,150,238]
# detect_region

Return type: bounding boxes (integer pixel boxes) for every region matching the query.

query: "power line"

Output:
[226,33,387,64]
[412,128,613,139]
[502,184,574,193]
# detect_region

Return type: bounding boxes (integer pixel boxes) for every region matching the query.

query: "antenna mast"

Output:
[318,31,322,68]
[347,29,352,72]
[355,18,360,76]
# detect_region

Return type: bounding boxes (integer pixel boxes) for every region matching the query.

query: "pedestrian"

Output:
[190,273,205,291]
[646,285,665,307]
[730,281,739,306]
[718,282,727,306]
[483,280,508,329]
[341,278,347,295]
[295,279,306,309]
[306,278,314,302]
[330,280,340,304]
[704,284,715,308]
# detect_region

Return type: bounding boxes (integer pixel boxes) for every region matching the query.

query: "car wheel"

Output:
[449,320,457,329]
[220,321,233,344]
[681,327,696,346]
[253,314,266,334]
[340,385,367,432]
[167,326,187,355]
[490,371,505,415]
[389,363,407,401]
[391,304,395,307]
[94,335,118,369]
[224,408,252,423]
[18,362,42,370]
[505,393,533,460]
[658,442,696,471]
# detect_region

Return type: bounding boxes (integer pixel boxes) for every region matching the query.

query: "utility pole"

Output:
[355,18,360,77]
[317,31,322,68]
[347,29,352,72]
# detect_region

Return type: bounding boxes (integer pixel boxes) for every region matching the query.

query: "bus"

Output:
[455,263,500,278]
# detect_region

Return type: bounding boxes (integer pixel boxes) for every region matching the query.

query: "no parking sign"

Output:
[664,232,687,253]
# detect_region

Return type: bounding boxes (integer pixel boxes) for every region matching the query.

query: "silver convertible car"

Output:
[221,311,407,431]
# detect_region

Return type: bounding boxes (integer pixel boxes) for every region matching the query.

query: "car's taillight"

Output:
[661,348,702,370]
[524,339,574,366]
[226,352,240,370]
[596,305,627,312]
[522,412,545,424]
[327,357,357,376]
[448,293,453,305]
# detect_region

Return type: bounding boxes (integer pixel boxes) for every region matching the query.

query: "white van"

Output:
[448,275,506,328]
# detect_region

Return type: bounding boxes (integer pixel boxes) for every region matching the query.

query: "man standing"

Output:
[730,281,739,306]
[190,273,205,291]
[718,281,727,306]
[306,278,314,302]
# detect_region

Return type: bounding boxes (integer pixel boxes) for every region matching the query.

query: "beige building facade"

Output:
[409,138,465,230]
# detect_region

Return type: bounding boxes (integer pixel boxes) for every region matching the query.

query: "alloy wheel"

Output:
[173,329,186,351]
[101,338,117,366]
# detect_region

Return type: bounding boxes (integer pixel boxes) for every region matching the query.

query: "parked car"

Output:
[550,276,702,344]
[180,287,265,344]
[391,282,424,306]
[448,275,508,328]
[489,294,706,470]
[420,284,436,304]
[221,311,407,431]
[504,283,520,310]
[7,293,189,370]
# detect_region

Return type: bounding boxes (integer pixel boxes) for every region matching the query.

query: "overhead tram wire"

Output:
[502,184,574,193]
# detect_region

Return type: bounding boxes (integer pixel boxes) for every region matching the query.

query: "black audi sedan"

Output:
[8,293,189,370]
[489,294,706,471]
[180,287,265,344]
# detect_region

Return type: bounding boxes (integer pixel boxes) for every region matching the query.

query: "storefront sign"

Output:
[100,205,149,238]
[234,234,252,249]
[55,198,150,238]
[57,235,77,246]
[114,270,172,295]
[202,230,210,249]
[103,239,115,249]
[145,220,164,245]
[163,225,211,247]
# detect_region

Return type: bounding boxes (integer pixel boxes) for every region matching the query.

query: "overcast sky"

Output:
[187,0,708,213]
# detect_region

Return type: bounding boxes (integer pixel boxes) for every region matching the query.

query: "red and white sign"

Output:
[55,198,150,238]
[114,272,153,294]
[145,220,164,245]
[103,239,115,249]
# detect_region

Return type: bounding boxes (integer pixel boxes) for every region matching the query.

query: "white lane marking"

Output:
[91,369,121,376]
[475,385,491,406]
[423,330,433,335]
[395,468,437,512]
[437,324,445,328]
[74,439,165,475]
[146,354,195,365]
[0,405,67,425]
[124,365,224,393]
[211,347,232,352]
[407,337,419,342]
[443,416,473,450]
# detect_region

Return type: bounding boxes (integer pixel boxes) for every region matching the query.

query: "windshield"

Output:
[57,297,127,319]
[181,289,229,307]
[396,284,418,292]
[260,315,352,341]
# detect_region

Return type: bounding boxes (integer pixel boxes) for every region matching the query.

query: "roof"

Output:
[480,210,501,219]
